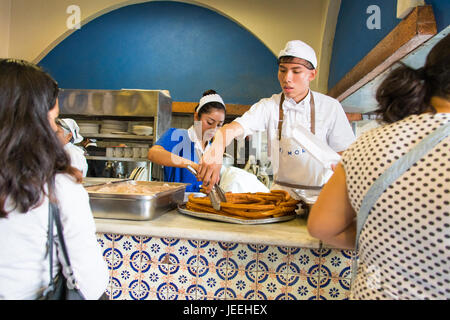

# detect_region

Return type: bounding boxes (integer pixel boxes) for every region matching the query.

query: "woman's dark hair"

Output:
[195,89,226,118]
[375,33,450,123]
[0,59,81,218]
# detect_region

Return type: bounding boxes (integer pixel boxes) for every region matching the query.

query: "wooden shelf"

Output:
[172,101,251,116]
[83,133,153,140]
[328,5,437,113]
[86,156,150,162]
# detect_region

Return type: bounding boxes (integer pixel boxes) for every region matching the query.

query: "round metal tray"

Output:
[177,204,296,225]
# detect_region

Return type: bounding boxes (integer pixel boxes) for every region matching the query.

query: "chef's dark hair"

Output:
[375,33,450,123]
[278,56,315,70]
[195,89,226,118]
[0,59,81,218]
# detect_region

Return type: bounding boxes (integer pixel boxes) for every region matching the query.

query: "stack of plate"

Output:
[78,122,100,135]
[132,125,153,136]
[129,166,147,181]
[101,120,128,134]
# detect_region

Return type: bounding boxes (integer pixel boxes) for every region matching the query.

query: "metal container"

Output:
[84,180,187,221]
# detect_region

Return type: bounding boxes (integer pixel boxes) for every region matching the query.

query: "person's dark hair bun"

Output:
[374,33,450,123]
[202,89,217,97]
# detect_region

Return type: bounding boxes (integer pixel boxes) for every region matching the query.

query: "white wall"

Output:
[0,0,11,58]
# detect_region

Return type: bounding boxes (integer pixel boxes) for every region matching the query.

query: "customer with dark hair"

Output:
[0,59,109,299]
[307,34,450,299]
[148,89,226,192]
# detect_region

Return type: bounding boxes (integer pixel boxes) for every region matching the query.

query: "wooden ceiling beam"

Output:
[328,5,437,102]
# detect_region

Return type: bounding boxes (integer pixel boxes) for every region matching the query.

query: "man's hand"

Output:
[196,121,244,193]
[197,146,223,193]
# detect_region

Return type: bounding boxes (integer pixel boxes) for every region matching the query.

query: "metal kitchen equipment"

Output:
[58,89,172,181]
[84,180,188,221]
[186,165,227,210]
[177,203,296,225]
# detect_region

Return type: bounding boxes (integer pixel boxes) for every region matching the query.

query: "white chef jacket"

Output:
[64,143,88,177]
[234,91,355,172]
[0,174,109,300]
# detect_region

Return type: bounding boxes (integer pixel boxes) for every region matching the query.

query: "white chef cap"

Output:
[278,40,317,69]
[197,93,226,113]
[59,118,84,144]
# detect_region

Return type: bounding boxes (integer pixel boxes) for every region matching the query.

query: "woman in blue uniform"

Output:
[148,90,226,192]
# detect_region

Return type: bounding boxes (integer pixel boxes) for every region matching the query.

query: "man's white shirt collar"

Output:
[282,90,311,112]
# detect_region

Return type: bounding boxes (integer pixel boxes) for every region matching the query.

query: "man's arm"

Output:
[197,121,245,192]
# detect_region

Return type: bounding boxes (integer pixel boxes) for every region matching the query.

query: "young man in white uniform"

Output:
[198,40,355,201]
[57,118,88,177]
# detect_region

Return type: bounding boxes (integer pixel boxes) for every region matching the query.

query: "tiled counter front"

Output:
[96,233,354,300]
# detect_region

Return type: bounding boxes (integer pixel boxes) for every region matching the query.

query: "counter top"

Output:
[95,209,321,249]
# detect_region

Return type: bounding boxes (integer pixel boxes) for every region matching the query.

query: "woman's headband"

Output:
[197,94,226,113]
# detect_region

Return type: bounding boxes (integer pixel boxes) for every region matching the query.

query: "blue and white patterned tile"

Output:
[96,233,113,250]
[104,233,124,244]
[114,235,142,254]
[186,284,208,300]
[243,289,268,300]
[274,264,301,289]
[131,235,152,253]
[196,268,227,299]
[285,275,319,300]
[256,274,285,300]
[223,288,238,300]
[145,237,167,263]
[289,248,321,277]
[140,264,168,294]
[167,264,198,298]
[197,240,228,269]
[318,277,351,300]
[108,283,132,300]
[257,245,289,274]
[171,238,198,266]
[226,269,257,300]
[109,254,142,292]
[320,248,354,279]
[227,243,257,271]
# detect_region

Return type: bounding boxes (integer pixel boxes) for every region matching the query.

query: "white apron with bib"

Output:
[271,93,336,208]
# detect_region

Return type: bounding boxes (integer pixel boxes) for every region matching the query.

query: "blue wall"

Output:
[328,0,450,92]
[39,1,280,105]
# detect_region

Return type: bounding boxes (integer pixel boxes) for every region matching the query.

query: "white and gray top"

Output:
[341,113,450,300]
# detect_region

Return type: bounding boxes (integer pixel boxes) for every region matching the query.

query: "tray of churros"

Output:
[177,190,299,225]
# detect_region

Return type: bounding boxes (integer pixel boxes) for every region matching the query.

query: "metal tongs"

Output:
[186,165,227,210]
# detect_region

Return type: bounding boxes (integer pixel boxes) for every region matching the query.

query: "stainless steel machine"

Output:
[58,89,172,181]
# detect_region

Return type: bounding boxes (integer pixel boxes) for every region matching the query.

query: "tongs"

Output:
[186,165,227,210]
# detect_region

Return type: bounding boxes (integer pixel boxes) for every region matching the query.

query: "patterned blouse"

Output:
[341,113,449,300]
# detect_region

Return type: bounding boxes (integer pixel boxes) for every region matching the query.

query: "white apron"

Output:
[271,93,334,209]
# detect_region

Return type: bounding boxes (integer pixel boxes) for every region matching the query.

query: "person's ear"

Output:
[65,132,73,144]
[308,69,318,82]
[194,112,200,122]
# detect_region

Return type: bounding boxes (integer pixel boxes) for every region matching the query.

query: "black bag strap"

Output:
[43,202,55,295]
[50,202,80,289]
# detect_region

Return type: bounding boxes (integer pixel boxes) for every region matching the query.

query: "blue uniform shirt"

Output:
[154,128,203,192]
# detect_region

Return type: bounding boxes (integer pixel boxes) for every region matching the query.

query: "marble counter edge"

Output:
[94,210,321,249]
